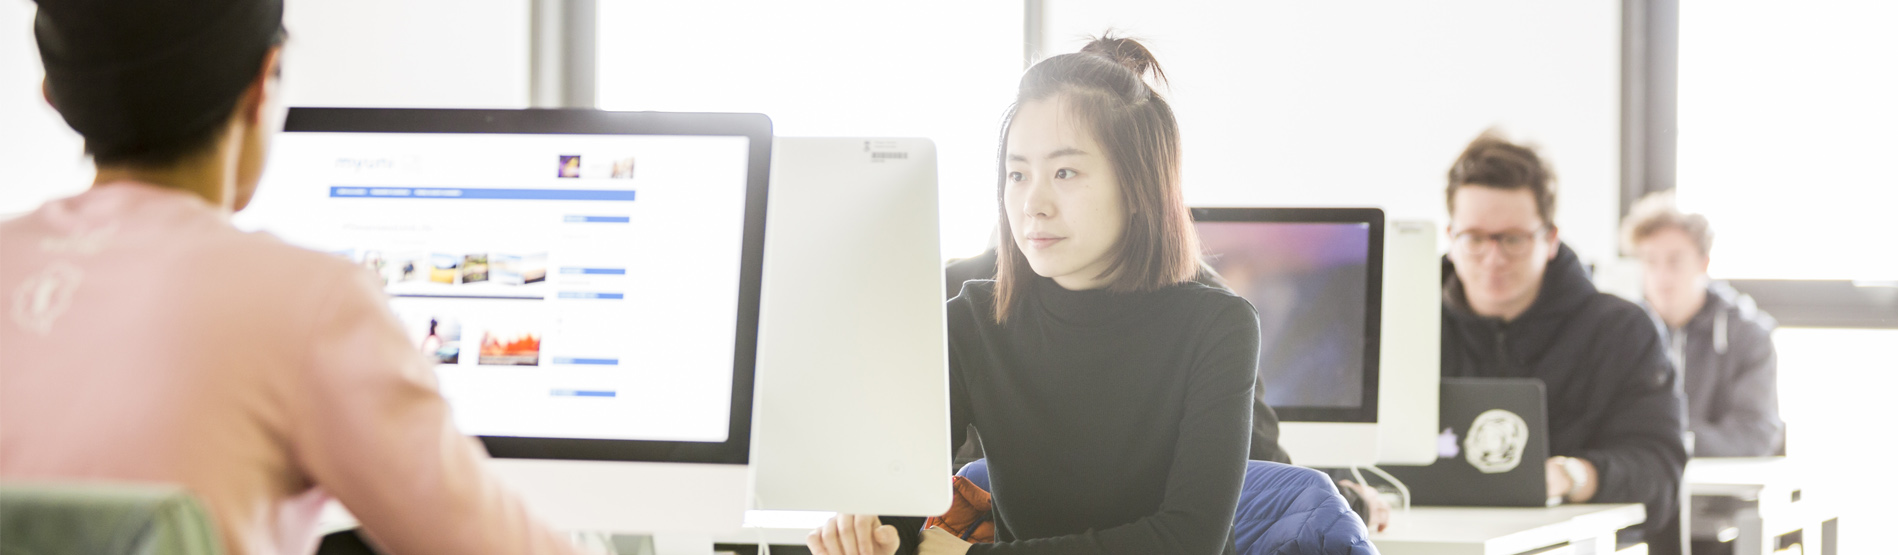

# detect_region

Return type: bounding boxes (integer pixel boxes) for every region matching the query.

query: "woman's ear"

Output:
[241,46,284,126]
[41,79,54,109]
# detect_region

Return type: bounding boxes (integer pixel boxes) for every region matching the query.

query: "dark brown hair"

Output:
[1622,191,1713,256]
[1445,129,1558,226]
[992,35,1199,324]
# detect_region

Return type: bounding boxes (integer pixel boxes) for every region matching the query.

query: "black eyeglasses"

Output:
[1451,227,1547,257]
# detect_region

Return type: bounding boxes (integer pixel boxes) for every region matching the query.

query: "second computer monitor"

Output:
[1193,207,1383,467]
[236,108,772,538]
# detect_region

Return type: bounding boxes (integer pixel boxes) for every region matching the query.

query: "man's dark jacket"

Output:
[1441,243,1688,548]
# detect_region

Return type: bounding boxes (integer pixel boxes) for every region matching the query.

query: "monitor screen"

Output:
[234,109,770,462]
[1193,208,1382,423]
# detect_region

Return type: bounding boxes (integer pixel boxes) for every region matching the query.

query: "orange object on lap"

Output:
[923,476,994,543]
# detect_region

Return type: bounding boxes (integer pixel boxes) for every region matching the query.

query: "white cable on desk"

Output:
[1363,465,1412,513]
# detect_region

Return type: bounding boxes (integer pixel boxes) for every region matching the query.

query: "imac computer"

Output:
[1376,218,1441,465]
[1193,208,1383,467]
[236,108,772,551]
[749,137,952,516]
[1194,207,1438,468]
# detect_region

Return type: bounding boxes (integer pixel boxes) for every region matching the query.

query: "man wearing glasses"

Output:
[1439,131,1688,554]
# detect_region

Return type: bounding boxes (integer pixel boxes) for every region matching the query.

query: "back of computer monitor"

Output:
[1377,219,1442,465]
[749,137,953,516]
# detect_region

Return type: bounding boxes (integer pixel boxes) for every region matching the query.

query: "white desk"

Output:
[713,511,833,549]
[719,506,1649,554]
[1685,458,1838,555]
[1371,504,1646,555]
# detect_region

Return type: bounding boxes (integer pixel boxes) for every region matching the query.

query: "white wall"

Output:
[0,0,530,215]
[278,0,529,110]
[1044,0,1623,263]
[593,1,1024,261]
[0,0,91,216]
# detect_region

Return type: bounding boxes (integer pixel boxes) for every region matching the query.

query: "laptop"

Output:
[1379,377,1551,507]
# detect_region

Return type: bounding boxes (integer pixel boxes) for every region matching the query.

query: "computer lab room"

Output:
[2,1,1893,555]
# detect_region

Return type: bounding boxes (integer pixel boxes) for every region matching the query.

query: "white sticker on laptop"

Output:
[1464,409,1530,474]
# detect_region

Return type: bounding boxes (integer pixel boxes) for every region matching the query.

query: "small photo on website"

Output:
[429,253,461,284]
[358,250,387,284]
[558,155,582,178]
[461,253,490,284]
[385,252,424,284]
[491,252,549,286]
[422,317,462,364]
[611,156,635,179]
[479,329,541,366]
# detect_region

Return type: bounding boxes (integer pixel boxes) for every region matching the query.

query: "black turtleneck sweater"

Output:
[912,277,1259,555]
[1441,243,1687,548]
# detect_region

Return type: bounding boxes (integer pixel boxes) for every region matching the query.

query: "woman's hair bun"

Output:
[1079,34,1167,88]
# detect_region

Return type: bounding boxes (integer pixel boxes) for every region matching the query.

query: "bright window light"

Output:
[1676,1,1898,281]
[1771,327,1898,554]
[596,1,1025,261]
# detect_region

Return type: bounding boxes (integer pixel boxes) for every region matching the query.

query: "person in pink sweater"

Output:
[0,1,585,554]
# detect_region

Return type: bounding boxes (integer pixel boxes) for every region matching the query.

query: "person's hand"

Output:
[1337,480,1391,533]
[918,527,973,555]
[1545,458,1573,501]
[1545,456,1599,503]
[807,514,900,555]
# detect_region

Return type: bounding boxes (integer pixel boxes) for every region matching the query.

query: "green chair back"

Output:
[0,482,222,555]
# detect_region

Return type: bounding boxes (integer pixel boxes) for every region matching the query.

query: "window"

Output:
[1771,328,1898,553]
[1675,1,1898,281]
[595,1,1025,260]
[1677,10,1897,553]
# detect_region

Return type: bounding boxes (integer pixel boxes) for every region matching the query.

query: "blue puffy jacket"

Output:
[1230,461,1378,555]
[956,460,1376,555]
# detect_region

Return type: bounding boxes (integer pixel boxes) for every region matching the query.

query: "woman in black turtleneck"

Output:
[809,36,1260,555]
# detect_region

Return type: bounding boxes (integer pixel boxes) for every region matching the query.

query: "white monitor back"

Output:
[1376,219,1441,465]
[749,137,953,516]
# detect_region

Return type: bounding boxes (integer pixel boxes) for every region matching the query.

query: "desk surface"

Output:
[1372,504,1645,555]
[1684,456,1836,541]
[1683,457,1804,496]
[724,505,1651,552]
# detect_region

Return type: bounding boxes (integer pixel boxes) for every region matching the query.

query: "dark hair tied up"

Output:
[1078,35,1168,92]
[991,34,1198,324]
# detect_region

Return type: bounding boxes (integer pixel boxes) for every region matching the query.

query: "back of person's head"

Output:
[1445,129,1558,226]
[33,0,285,168]
[1622,191,1713,257]
[992,35,1199,322]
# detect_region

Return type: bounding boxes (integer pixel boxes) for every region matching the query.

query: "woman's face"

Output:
[1004,98,1127,291]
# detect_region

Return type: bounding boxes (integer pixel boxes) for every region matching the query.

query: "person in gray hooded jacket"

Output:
[1624,192,1784,457]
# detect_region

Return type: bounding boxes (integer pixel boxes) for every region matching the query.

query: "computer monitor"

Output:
[748,137,951,517]
[234,108,772,546]
[1192,207,1384,467]
[1376,219,1442,466]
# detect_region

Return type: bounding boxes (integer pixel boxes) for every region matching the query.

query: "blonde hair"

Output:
[1621,191,1713,256]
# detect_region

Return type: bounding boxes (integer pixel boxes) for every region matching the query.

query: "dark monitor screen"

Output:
[1193,208,1382,423]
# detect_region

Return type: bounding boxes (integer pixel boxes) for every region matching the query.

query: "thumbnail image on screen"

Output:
[1198,222,1371,409]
